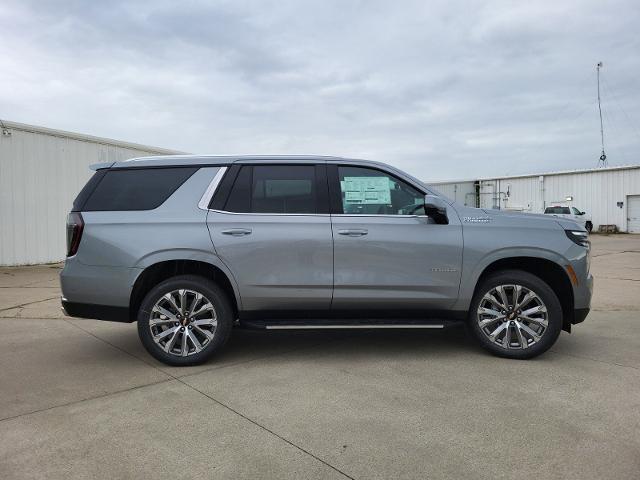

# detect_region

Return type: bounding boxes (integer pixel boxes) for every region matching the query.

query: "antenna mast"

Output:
[596,62,607,167]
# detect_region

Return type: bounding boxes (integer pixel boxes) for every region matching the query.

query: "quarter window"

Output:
[337,166,424,215]
[81,167,198,211]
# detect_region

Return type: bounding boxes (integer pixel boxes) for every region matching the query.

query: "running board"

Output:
[265,324,444,330]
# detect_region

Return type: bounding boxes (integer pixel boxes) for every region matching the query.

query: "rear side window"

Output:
[81,167,198,211]
[252,166,316,213]
[223,165,319,214]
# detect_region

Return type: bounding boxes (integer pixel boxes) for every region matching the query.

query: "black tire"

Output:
[468,269,563,359]
[585,221,593,233]
[137,275,233,366]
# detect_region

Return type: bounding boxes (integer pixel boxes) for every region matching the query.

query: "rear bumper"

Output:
[61,298,131,322]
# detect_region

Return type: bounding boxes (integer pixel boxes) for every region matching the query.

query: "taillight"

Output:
[66,212,84,257]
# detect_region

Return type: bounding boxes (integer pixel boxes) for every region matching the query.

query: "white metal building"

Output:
[428,165,640,233]
[0,120,182,266]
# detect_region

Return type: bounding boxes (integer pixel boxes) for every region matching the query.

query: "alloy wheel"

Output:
[476,284,548,350]
[149,289,217,357]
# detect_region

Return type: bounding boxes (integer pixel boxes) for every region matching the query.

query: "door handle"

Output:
[221,228,252,236]
[338,229,368,237]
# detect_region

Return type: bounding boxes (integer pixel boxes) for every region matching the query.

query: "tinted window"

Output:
[223,166,251,212]
[337,166,424,215]
[571,207,582,215]
[82,167,197,211]
[72,170,106,211]
[545,206,571,214]
[224,166,318,214]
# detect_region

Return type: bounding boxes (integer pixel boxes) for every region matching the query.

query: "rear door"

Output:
[207,163,333,314]
[328,164,463,315]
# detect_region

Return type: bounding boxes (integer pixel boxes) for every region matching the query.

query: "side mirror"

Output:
[579,211,586,216]
[424,195,449,224]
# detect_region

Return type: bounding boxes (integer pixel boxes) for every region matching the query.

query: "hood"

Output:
[481,209,551,221]
[450,203,586,232]
[480,208,585,231]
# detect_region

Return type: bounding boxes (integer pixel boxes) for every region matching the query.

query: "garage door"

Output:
[628,196,640,233]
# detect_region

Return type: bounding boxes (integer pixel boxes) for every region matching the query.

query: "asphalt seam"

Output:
[175,376,356,480]
[0,378,174,423]
[0,296,60,312]
[594,276,640,282]
[591,250,640,257]
[549,350,640,371]
[0,286,59,289]
[61,319,356,479]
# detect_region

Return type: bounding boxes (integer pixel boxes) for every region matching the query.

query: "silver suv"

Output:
[61,156,593,366]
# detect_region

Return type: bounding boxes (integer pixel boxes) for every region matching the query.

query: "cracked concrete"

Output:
[0,235,639,479]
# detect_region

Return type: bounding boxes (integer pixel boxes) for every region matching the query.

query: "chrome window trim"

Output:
[208,209,330,217]
[207,210,429,218]
[331,214,429,218]
[198,167,228,211]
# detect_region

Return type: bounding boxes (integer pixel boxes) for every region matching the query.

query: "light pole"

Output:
[597,62,607,167]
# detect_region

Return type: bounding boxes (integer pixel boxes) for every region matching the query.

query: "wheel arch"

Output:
[471,256,575,332]
[129,255,241,322]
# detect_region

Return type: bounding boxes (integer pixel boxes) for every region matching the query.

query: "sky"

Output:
[1,0,639,181]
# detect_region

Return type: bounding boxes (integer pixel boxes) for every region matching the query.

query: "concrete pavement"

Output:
[1,235,639,479]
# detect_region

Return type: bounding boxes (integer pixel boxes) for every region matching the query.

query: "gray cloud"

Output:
[1,0,639,180]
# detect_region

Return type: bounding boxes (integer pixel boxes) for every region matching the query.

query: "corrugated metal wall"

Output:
[427,181,476,206]
[432,167,640,232]
[0,121,181,265]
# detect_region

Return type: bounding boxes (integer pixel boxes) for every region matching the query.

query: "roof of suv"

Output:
[92,154,443,201]
[107,155,357,169]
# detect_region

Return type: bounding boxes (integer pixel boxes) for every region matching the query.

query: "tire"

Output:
[585,221,593,233]
[468,270,563,359]
[137,275,233,366]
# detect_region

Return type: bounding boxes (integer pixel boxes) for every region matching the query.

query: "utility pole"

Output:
[597,62,608,167]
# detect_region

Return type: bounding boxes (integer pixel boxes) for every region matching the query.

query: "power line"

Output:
[601,76,640,143]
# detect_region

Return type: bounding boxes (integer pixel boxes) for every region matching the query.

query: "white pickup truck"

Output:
[544,205,593,232]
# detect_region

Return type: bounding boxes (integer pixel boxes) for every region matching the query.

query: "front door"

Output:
[207,164,333,313]
[329,165,463,315]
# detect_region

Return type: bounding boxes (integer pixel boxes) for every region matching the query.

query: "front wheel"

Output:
[137,275,233,366]
[585,221,593,233]
[468,270,563,359]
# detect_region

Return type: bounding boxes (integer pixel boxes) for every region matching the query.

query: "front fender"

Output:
[453,246,570,311]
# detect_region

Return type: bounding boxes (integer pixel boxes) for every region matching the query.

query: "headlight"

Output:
[565,229,590,248]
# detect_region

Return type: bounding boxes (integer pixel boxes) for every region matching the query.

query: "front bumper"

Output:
[568,273,593,329]
[573,308,590,325]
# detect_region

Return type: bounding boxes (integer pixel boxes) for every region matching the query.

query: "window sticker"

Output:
[342,177,392,204]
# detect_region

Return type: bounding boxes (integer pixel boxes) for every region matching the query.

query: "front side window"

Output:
[337,166,424,215]
[223,165,318,214]
[571,207,582,215]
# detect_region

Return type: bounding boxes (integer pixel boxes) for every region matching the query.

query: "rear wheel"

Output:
[137,275,233,366]
[468,270,562,359]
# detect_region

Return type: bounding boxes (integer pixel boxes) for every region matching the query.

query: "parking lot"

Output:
[1,234,639,479]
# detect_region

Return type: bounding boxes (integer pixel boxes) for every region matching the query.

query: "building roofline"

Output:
[426,163,640,184]
[1,120,186,155]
